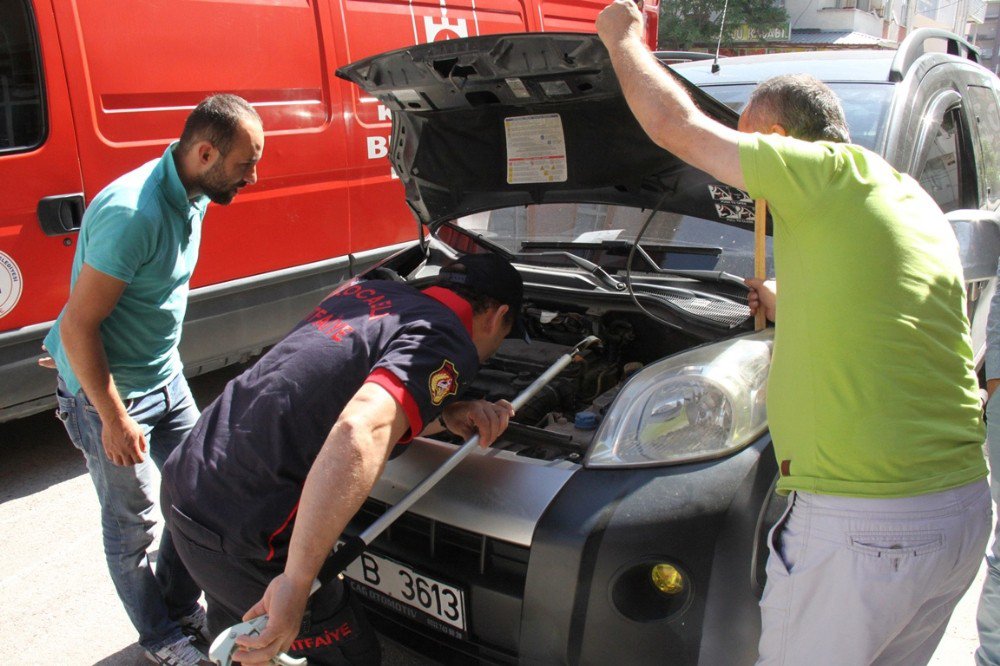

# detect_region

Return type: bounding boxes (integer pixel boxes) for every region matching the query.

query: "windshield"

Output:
[697,82,895,150]
[437,86,895,280]
[443,203,773,278]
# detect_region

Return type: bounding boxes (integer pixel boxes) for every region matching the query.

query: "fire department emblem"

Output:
[0,251,23,319]
[429,360,459,405]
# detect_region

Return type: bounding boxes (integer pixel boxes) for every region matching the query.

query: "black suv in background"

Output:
[330,28,1000,664]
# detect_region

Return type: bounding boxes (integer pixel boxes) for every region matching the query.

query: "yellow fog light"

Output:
[650,563,684,595]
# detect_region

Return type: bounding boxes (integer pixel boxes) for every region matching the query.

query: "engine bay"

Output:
[432,300,717,463]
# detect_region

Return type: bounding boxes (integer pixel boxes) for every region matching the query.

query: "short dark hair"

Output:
[435,258,520,329]
[177,94,260,156]
[745,74,850,143]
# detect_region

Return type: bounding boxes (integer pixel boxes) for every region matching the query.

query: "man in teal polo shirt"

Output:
[44,94,263,666]
[598,2,989,664]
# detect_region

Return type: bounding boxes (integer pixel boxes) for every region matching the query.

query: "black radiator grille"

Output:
[349,499,530,581]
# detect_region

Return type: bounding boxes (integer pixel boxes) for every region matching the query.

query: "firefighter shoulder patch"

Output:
[429,360,459,405]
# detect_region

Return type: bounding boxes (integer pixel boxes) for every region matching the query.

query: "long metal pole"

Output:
[353,334,600,546]
[211,334,601,665]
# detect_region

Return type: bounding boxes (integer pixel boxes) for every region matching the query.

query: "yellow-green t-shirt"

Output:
[739,133,985,497]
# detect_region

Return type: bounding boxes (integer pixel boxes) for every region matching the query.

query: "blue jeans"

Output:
[979,396,1000,665]
[55,373,202,651]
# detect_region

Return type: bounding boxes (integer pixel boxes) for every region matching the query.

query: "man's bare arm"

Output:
[233,382,409,664]
[596,0,745,189]
[60,264,147,465]
[286,382,406,590]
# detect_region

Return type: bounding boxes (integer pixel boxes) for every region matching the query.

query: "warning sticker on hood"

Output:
[505,114,567,185]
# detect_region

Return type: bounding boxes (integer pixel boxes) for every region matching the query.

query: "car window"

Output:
[448,203,772,277]
[695,82,894,151]
[967,84,1000,209]
[917,108,965,213]
[0,0,44,153]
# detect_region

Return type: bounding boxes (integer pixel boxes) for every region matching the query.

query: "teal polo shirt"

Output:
[45,143,209,399]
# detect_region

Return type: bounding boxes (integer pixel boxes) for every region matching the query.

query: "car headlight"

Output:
[585,330,772,468]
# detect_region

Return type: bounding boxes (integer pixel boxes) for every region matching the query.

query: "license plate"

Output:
[342,549,468,638]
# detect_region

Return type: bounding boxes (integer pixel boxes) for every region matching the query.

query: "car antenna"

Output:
[711,0,730,74]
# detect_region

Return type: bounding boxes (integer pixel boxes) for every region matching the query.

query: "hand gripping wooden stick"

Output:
[754,199,767,332]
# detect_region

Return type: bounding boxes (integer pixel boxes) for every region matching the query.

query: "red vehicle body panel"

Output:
[0,0,657,420]
[0,1,83,328]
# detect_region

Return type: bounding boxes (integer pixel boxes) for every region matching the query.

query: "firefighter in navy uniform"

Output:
[161,253,524,665]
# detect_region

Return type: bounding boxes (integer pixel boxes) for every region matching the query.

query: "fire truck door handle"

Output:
[37,193,85,236]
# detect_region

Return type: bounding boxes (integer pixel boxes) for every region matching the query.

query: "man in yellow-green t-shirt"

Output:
[598,2,990,664]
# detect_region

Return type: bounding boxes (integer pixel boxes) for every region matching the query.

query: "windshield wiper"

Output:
[515,251,626,291]
[598,239,753,288]
[520,240,746,288]
[522,239,722,258]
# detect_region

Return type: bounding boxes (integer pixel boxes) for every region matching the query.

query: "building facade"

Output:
[973,1,1000,74]
[660,0,988,54]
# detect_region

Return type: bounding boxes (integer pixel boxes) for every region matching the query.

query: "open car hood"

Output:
[337,33,754,230]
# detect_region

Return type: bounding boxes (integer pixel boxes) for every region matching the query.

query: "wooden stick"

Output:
[754,199,767,331]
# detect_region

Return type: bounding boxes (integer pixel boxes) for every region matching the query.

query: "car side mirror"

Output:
[947,209,1000,280]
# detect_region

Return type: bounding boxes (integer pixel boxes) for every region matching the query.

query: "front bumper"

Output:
[344,433,779,665]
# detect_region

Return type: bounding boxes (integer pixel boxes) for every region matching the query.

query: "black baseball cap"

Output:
[439,253,527,340]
